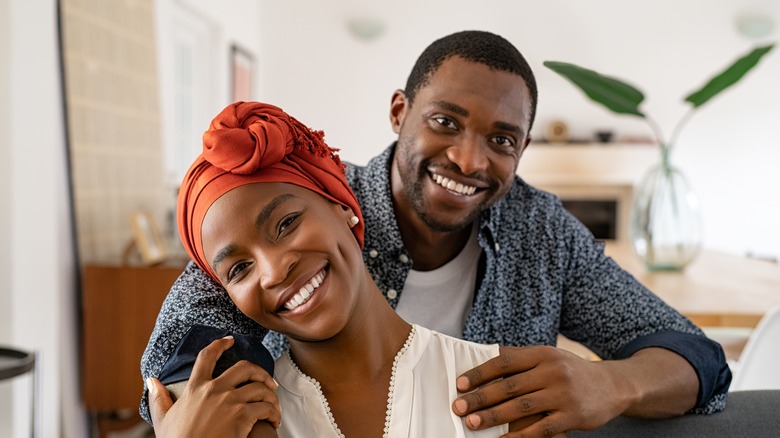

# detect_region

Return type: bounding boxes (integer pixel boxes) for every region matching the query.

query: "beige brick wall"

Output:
[61,0,169,264]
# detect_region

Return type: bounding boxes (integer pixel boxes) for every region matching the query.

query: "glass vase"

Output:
[629,154,702,271]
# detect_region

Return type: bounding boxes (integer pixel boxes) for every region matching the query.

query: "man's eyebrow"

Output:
[211,194,295,272]
[431,100,469,117]
[432,101,525,137]
[494,121,524,137]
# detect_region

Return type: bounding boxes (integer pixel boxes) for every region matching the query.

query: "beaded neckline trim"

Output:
[286,325,417,438]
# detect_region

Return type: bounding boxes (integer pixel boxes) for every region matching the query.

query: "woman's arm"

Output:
[147,337,281,438]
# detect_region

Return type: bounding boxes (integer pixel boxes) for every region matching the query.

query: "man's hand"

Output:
[148,336,282,437]
[451,345,699,437]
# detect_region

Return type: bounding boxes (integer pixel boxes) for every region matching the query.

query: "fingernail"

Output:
[457,376,469,390]
[272,378,280,389]
[222,335,234,340]
[468,414,481,428]
[146,378,156,397]
[454,398,468,414]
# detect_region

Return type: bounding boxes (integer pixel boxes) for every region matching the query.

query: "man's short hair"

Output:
[404,30,538,132]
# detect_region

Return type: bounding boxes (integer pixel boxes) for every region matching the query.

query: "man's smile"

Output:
[430,171,478,196]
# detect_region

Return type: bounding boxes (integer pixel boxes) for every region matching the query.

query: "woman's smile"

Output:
[280,267,328,312]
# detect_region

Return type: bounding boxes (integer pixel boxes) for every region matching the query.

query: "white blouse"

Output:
[274,324,507,437]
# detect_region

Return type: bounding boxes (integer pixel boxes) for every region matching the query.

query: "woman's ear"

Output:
[339,205,360,228]
[340,205,360,228]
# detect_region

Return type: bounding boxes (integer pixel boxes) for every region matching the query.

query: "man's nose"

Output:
[446,135,489,176]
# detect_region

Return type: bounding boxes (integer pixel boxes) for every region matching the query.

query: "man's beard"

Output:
[405,174,481,232]
[397,146,488,233]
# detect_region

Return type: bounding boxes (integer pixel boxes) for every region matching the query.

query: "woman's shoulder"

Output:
[411,325,500,375]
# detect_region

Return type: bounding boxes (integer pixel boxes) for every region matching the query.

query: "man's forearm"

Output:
[606,347,699,418]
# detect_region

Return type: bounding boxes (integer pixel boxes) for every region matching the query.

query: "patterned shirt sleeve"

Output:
[555,207,731,412]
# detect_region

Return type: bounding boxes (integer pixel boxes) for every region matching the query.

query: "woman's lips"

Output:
[282,268,327,311]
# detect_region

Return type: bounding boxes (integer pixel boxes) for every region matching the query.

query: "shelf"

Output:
[518,142,660,187]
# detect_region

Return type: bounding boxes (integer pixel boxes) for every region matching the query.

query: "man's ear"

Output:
[518,135,532,159]
[389,89,408,134]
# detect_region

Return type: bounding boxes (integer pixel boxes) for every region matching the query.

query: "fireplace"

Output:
[562,199,618,240]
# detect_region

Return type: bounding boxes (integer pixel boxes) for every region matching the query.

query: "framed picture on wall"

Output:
[231,44,254,102]
[129,210,169,265]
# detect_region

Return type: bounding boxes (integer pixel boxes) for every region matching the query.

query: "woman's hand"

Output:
[148,336,282,437]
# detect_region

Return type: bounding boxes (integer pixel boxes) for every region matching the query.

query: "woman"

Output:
[146,101,537,436]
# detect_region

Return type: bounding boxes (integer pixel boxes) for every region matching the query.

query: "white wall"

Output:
[254,0,780,259]
[1,0,13,433]
[156,0,264,186]
[4,0,82,437]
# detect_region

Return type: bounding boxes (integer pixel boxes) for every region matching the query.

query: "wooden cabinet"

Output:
[81,264,184,413]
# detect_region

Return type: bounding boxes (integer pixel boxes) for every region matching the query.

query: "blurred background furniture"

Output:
[81,263,185,437]
[569,390,780,437]
[558,242,780,364]
[605,242,780,328]
[1,345,37,437]
[730,303,780,391]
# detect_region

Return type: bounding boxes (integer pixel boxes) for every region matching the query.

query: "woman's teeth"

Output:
[284,270,326,311]
[431,172,477,195]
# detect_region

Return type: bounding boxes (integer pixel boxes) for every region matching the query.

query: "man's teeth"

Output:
[431,172,476,195]
[284,270,326,311]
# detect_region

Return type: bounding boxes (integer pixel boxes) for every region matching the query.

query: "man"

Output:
[142,30,730,436]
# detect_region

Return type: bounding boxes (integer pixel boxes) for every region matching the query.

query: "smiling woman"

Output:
[142,101,537,436]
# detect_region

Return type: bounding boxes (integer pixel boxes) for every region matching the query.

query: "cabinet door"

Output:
[82,264,184,411]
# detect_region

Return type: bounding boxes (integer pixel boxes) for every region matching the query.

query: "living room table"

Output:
[601,242,780,361]
[604,242,780,329]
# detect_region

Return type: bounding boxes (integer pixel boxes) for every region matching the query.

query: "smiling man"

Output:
[141,30,731,436]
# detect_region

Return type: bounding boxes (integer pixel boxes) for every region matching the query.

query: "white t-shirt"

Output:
[394,225,482,338]
[274,324,506,437]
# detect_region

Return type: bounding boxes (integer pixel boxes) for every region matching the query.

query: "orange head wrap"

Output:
[177,101,364,282]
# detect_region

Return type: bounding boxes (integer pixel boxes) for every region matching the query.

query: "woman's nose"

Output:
[257,249,299,290]
[445,135,489,176]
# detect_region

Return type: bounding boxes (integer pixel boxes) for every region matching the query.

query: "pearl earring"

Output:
[349,216,360,227]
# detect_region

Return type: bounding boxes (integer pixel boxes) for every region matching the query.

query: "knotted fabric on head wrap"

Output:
[177,101,364,282]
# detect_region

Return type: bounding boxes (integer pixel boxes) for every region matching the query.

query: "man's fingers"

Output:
[504,411,568,438]
[190,336,235,383]
[454,372,545,417]
[457,346,538,392]
[459,392,549,429]
[147,377,173,427]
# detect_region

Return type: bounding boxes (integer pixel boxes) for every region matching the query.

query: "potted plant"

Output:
[544,43,775,270]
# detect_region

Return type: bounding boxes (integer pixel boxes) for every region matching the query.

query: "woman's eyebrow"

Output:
[256,194,295,229]
[211,193,295,272]
[212,244,236,273]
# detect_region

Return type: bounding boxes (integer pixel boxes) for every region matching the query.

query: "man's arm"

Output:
[453,345,700,436]
[139,262,267,423]
[452,202,730,435]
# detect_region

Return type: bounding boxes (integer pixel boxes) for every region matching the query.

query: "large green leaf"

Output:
[544,61,646,117]
[685,44,775,108]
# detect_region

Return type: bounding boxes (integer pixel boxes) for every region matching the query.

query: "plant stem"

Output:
[645,116,670,158]
[667,108,697,157]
